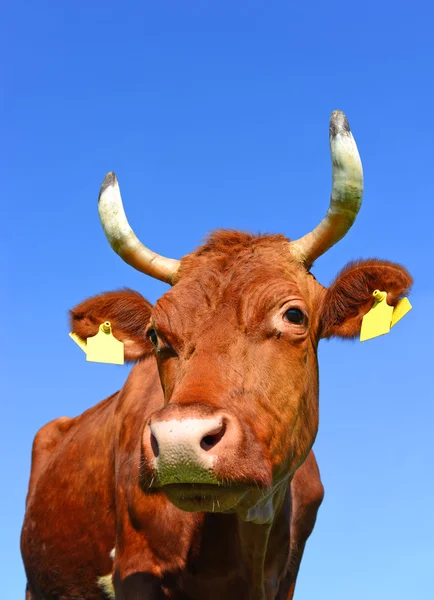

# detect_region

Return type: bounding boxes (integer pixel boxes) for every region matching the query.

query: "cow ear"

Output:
[320,259,413,339]
[69,289,154,361]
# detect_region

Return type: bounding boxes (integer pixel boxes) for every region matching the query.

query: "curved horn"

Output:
[98,172,180,284]
[290,110,364,267]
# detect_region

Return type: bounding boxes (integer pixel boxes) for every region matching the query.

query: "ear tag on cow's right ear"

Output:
[85,322,124,365]
[69,332,87,353]
[360,290,394,342]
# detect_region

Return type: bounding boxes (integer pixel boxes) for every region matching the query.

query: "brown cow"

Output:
[21,112,412,600]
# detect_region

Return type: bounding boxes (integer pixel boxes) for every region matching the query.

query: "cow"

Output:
[21,111,412,600]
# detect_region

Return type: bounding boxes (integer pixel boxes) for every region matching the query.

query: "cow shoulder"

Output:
[26,416,75,505]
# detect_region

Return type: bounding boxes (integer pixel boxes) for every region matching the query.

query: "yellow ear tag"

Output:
[360,290,394,342]
[391,297,412,327]
[85,322,124,365]
[69,331,87,353]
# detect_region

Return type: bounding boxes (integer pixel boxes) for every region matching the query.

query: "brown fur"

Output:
[21,231,412,600]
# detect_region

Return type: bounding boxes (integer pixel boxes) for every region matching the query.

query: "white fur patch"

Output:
[97,549,116,599]
[97,574,115,599]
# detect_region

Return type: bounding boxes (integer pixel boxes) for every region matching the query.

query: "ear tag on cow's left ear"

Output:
[85,322,124,365]
[360,290,394,342]
[391,297,412,327]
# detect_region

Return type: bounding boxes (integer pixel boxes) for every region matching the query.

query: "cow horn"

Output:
[290,110,364,267]
[98,172,180,284]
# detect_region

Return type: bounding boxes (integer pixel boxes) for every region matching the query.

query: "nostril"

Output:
[200,423,226,451]
[150,432,159,458]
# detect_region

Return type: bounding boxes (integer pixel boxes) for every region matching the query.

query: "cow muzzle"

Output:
[147,414,227,485]
[140,403,272,511]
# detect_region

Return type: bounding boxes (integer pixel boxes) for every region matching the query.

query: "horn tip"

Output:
[99,172,118,202]
[330,110,351,137]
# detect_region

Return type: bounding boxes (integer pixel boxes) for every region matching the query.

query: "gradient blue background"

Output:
[2,2,433,598]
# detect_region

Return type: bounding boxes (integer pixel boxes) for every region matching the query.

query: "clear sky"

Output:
[2,2,433,599]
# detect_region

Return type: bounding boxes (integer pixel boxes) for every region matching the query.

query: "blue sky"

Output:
[2,2,433,598]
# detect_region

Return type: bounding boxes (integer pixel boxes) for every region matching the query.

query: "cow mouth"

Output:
[159,482,251,513]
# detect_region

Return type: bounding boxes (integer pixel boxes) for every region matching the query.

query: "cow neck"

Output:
[235,477,290,598]
[182,479,290,600]
[235,476,289,525]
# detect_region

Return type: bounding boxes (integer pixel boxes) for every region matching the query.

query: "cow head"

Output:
[70,112,412,518]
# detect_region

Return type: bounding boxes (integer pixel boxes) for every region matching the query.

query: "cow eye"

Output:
[148,328,158,346]
[284,308,305,325]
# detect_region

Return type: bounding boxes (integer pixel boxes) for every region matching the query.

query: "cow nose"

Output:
[142,413,234,486]
[150,418,225,458]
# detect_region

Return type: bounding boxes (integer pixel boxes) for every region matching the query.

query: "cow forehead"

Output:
[150,232,326,343]
[155,276,304,326]
[153,264,322,332]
